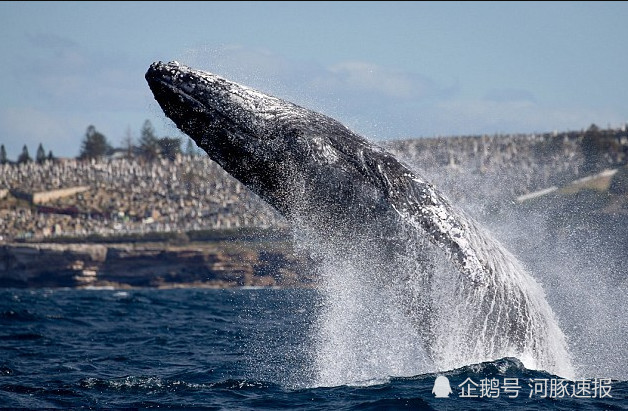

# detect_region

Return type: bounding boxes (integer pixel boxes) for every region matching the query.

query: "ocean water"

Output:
[0,288,625,410]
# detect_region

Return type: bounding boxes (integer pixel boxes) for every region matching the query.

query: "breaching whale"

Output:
[145,61,574,378]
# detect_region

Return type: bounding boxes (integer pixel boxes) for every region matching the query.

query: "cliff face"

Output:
[0,242,314,288]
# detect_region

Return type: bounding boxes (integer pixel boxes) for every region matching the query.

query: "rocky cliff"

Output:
[0,241,315,289]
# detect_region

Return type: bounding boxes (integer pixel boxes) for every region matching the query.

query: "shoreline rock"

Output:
[0,240,316,289]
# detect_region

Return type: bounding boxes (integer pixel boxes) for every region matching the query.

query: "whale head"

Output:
[145,61,382,219]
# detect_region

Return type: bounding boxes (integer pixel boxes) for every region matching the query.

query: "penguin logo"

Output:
[432,375,452,398]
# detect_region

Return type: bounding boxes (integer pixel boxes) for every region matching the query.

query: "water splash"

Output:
[311,252,431,387]
[296,185,575,387]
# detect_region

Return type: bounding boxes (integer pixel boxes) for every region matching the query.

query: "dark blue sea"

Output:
[0,288,625,410]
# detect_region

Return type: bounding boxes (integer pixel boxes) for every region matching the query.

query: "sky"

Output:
[0,1,627,159]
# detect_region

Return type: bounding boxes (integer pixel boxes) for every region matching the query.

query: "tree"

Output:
[0,145,7,164]
[139,120,160,161]
[47,150,55,162]
[580,124,601,174]
[185,138,197,157]
[36,143,46,164]
[121,126,135,159]
[581,124,618,175]
[158,137,181,160]
[79,125,112,160]
[17,145,32,164]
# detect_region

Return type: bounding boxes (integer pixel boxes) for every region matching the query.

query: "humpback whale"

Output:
[145,61,574,378]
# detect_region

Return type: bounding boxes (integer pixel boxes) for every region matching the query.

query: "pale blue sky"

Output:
[1,1,626,159]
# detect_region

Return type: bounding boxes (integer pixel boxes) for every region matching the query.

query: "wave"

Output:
[2,358,624,409]
[79,375,276,392]
[75,358,608,393]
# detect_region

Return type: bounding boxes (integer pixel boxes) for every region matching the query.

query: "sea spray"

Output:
[299,214,575,386]
[311,251,430,387]
[283,165,577,385]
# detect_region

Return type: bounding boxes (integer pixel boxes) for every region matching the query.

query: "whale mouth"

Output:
[146,61,268,141]
[145,63,210,116]
[147,76,209,115]
[145,61,180,92]
[145,62,242,143]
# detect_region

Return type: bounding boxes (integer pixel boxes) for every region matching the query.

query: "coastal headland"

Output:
[1,128,626,288]
[0,233,315,289]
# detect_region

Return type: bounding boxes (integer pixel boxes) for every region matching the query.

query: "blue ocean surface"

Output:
[0,288,625,410]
